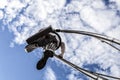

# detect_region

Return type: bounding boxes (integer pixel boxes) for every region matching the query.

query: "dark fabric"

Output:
[37,34,58,48]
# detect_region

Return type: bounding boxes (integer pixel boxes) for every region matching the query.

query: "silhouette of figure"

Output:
[25,33,65,70]
[36,33,65,70]
[25,33,65,57]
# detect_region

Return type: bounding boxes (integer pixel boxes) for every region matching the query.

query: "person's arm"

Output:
[58,42,65,58]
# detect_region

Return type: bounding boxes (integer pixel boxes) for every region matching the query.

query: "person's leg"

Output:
[25,43,38,53]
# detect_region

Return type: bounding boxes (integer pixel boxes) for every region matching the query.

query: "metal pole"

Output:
[53,53,108,80]
[55,29,120,45]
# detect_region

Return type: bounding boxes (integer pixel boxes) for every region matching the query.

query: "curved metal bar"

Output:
[55,29,120,46]
[100,39,120,52]
[51,32,62,50]
[54,29,120,79]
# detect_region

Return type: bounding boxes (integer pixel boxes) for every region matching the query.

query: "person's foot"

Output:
[25,43,38,53]
[36,55,48,70]
[36,50,54,70]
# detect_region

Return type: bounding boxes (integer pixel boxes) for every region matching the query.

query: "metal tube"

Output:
[94,72,120,80]
[53,54,108,80]
[55,29,120,45]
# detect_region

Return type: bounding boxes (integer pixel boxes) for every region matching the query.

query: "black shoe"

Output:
[36,50,54,70]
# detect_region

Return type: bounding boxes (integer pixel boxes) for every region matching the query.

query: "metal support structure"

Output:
[25,27,120,80]
[53,29,120,79]
[53,53,120,80]
[55,29,120,46]
[54,53,107,80]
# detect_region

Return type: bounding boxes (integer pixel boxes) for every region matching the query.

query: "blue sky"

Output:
[0,0,120,80]
[0,28,38,80]
[0,28,79,80]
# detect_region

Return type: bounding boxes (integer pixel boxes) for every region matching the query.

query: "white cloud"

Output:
[44,66,56,80]
[9,42,14,48]
[110,65,120,77]
[2,0,120,79]
[67,74,78,80]
[106,25,120,39]
[66,70,85,80]
[110,0,120,9]
[0,10,3,20]
[91,0,106,9]
[0,0,8,9]
[80,6,119,33]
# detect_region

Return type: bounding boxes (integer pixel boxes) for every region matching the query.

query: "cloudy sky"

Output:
[0,0,120,80]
